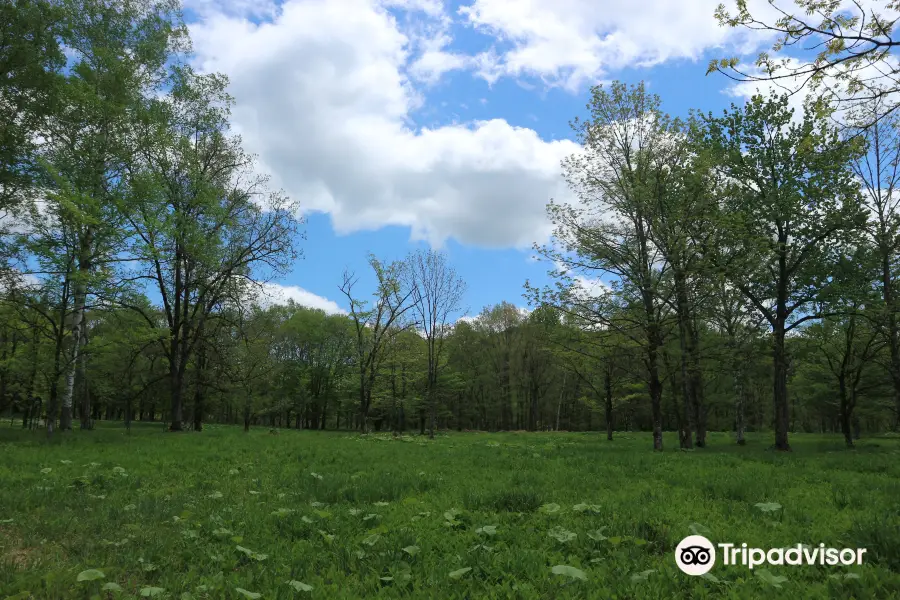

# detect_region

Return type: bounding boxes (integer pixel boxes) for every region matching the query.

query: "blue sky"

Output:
[183,0,779,317]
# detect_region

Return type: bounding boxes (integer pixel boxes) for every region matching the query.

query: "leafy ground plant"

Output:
[0,425,899,598]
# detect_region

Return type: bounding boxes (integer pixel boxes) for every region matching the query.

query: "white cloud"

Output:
[259,282,346,314]
[188,0,579,250]
[409,43,469,83]
[458,0,780,90]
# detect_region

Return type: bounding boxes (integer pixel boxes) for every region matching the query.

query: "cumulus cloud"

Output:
[457,0,780,90]
[408,35,470,83]
[183,0,789,252]
[259,282,347,314]
[188,0,579,250]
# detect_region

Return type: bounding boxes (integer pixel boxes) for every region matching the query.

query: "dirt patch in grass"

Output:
[0,525,38,570]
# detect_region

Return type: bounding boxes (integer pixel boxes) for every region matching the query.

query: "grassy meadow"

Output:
[1,425,900,599]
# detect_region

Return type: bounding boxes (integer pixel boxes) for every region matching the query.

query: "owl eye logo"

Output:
[680,545,712,565]
[675,535,716,575]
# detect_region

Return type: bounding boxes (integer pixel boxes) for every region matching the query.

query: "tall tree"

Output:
[124,66,301,431]
[472,302,525,430]
[531,82,675,451]
[0,0,64,263]
[698,93,866,450]
[340,256,415,433]
[707,277,768,445]
[44,0,183,431]
[406,249,466,439]
[847,95,900,427]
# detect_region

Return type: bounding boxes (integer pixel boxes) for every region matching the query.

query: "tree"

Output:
[806,308,883,447]
[531,82,676,451]
[471,302,525,430]
[846,95,900,427]
[0,0,64,262]
[406,249,466,439]
[340,256,415,433]
[711,0,900,127]
[42,0,183,431]
[707,277,768,445]
[123,66,301,431]
[225,303,277,432]
[697,93,866,450]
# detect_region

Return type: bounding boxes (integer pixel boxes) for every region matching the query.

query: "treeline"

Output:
[3,0,900,450]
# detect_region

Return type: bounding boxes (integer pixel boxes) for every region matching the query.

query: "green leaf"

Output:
[548,526,576,543]
[235,545,268,561]
[101,582,123,592]
[754,502,782,513]
[689,522,712,536]
[701,572,724,584]
[449,567,472,580]
[318,530,335,544]
[235,588,261,599]
[755,569,788,588]
[551,565,587,581]
[77,569,105,582]
[475,525,497,536]
[443,508,461,521]
[286,580,313,592]
[402,545,420,556]
[271,508,294,517]
[539,502,561,514]
[630,569,656,582]
[140,588,165,597]
[587,528,607,541]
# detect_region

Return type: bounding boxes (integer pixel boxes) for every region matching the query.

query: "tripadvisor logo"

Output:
[675,535,867,576]
[675,535,716,575]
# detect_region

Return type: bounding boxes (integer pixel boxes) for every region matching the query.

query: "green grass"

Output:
[1,425,900,599]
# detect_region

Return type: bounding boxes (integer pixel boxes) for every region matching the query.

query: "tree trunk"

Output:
[192,381,204,432]
[735,372,746,445]
[604,366,613,441]
[46,321,67,437]
[772,320,791,451]
[673,270,694,449]
[169,362,184,431]
[428,372,437,440]
[648,339,664,451]
[78,327,92,430]
[243,393,251,432]
[839,374,854,448]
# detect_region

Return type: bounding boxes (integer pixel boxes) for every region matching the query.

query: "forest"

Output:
[3,0,900,453]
